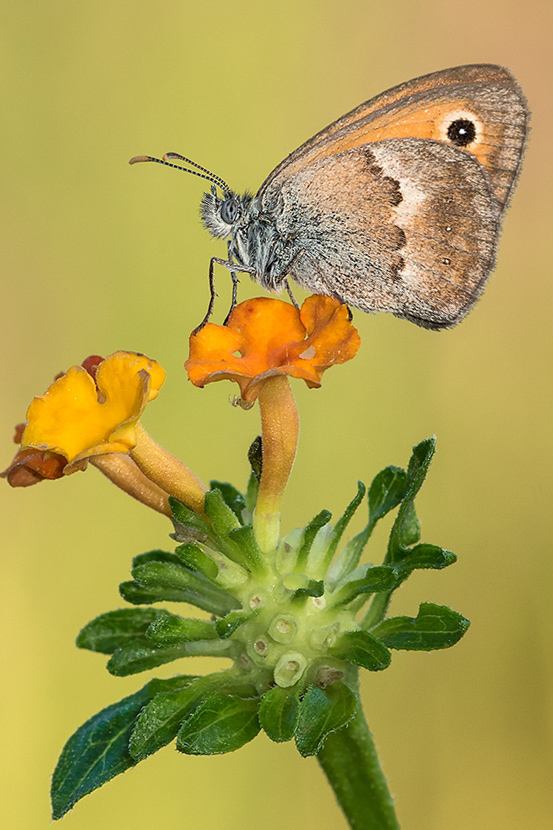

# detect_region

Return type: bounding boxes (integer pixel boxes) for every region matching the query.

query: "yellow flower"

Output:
[22,351,166,470]
[4,352,207,515]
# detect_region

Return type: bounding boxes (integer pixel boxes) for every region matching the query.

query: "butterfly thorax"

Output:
[200,189,289,290]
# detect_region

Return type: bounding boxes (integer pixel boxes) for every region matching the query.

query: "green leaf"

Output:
[107,642,192,676]
[51,675,195,819]
[203,489,258,568]
[215,609,252,639]
[76,608,160,654]
[204,488,241,535]
[131,560,192,590]
[227,524,266,574]
[209,480,246,523]
[244,471,259,515]
[295,682,356,757]
[327,468,408,585]
[368,465,409,524]
[292,578,325,600]
[330,630,391,671]
[169,496,212,540]
[174,543,219,581]
[326,527,372,586]
[397,502,420,547]
[371,603,470,650]
[323,482,366,568]
[132,549,182,568]
[259,685,300,742]
[330,565,400,606]
[388,438,435,562]
[406,437,436,491]
[400,543,457,571]
[129,673,235,760]
[119,580,191,606]
[146,613,218,646]
[131,560,239,616]
[245,473,259,516]
[177,693,260,755]
[295,510,332,572]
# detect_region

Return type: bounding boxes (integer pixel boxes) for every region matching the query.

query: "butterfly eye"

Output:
[220,198,240,224]
[447,118,477,147]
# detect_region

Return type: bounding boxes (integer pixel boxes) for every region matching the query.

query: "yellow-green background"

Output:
[1,1,552,827]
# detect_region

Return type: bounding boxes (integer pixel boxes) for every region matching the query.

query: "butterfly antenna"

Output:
[129,153,230,195]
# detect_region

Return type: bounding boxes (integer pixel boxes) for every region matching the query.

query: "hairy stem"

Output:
[253,376,299,552]
[318,691,400,830]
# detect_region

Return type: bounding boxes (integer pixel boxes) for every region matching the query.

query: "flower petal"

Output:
[186,323,245,387]
[288,295,361,372]
[21,352,166,465]
[1,447,69,487]
[185,295,360,401]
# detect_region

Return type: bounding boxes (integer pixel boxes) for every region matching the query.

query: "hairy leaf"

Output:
[77,608,160,654]
[209,480,247,523]
[330,630,392,671]
[371,603,470,650]
[51,675,195,819]
[259,685,300,742]
[368,465,409,524]
[177,693,260,755]
[295,683,356,757]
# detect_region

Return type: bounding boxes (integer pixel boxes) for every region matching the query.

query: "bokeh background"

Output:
[1,1,552,827]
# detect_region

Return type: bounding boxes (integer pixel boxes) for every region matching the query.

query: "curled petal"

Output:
[1,447,70,487]
[289,295,362,374]
[21,351,166,466]
[186,323,246,389]
[186,295,360,402]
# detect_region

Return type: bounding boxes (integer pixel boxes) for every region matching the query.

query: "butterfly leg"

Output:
[273,249,329,304]
[275,250,351,311]
[270,249,312,296]
[193,256,255,334]
[283,279,300,309]
[193,256,223,334]
[223,242,240,325]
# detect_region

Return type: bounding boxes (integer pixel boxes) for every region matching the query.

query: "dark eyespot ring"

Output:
[220,199,240,224]
[447,118,476,147]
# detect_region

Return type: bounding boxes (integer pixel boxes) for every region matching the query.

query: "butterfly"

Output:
[130,64,528,329]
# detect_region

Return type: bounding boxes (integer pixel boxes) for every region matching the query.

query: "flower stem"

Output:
[91,453,172,516]
[253,376,299,552]
[130,424,207,514]
[317,692,400,830]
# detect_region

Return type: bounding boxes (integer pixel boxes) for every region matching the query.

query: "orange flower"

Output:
[186,295,360,403]
[186,295,360,552]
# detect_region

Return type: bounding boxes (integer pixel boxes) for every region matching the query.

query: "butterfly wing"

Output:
[262,139,500,328]
[260,64,528,210]
[257,65,528,327]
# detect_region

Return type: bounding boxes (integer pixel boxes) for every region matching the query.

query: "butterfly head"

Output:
[200,186,253,240]
[129,152,252,240]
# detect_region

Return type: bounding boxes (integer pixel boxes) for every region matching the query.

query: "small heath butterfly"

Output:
[131,64,528,329]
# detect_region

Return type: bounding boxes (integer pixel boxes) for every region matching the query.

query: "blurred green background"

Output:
[1,1,552,827]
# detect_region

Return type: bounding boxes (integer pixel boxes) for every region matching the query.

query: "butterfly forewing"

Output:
[259,64,528,210]
[256,64,528,328]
